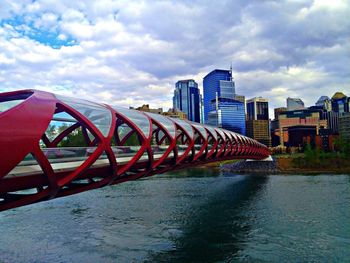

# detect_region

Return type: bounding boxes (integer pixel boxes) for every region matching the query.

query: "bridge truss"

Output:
[0,90,269,211]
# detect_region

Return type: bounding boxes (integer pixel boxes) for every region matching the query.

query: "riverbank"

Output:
[220,155,350,175]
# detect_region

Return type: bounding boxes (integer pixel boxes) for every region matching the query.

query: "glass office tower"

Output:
[287,97,305,111]
[207,98,246,134]
[247,97,269,121]
[203,69,235,121]
[246,97,270,146]
[173,79,200,123]
[203,68,245,134]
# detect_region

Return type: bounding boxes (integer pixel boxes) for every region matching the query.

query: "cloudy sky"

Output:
[0,0,349,116]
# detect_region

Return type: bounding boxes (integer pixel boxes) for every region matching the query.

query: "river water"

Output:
[0,169,349,262]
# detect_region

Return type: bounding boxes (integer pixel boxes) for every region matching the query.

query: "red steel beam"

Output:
[0,90,270,211]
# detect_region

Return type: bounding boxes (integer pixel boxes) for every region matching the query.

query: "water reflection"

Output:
[146,173,268,262]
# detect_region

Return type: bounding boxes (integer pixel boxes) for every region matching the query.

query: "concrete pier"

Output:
[221,156,278,174]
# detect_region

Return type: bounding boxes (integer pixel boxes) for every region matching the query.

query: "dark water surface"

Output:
[0,169,349,262]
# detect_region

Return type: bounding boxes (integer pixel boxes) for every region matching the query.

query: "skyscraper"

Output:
[246,97,271,146]
[247,97,269,121]
[207,98,246,134]
[203,68,245,134]
[315,96,332,111]
[173,79,200,123]
[287,97,305,111]
[203,69,235,121]
[331,92,349,113]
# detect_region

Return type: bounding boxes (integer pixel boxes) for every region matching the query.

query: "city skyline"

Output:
[0,1,349,118]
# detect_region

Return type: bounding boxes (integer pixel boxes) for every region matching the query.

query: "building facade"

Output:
[315,96,332,111]
[234,94,245,104]
[247,97,269,121]
[274,107,287,120]
[287,97,305,111]
[162,108,187,120]
[135,104,163,114]
[246,120,270,146]
[331,92,349,113]
[246,97,270,146]
[339,112,350,140]
[203,69,235,121]
[207,98,245,134]
[315,129,339,152]
[173,79,200,123]
[276,108,327,147]
[322,111,340,133]
[203,69,245,134]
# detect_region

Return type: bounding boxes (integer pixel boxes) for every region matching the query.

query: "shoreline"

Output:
[218,156,350,175]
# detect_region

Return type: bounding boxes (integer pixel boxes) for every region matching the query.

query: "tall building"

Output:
[287,97,305,111]
[173,79,200,123]
[203,69,235,121]
[247,97,269,121]
[234,94,246,115]
[315,96,332,111]
[207,98,246,134]
[339,112,350,140]
[331,92,349,113]
[203,68,245,134]
[246,97,270,146]
[322,111,340,133]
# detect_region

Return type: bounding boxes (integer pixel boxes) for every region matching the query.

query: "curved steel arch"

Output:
[0,90,270,211]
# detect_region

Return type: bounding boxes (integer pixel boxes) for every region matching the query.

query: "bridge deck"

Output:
[8,148,185,177]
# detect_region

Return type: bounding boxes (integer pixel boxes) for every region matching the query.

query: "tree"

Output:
[334,136,350,158]
[58,127,88,147]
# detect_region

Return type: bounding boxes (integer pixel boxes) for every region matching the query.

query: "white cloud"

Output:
[0,0,349,120]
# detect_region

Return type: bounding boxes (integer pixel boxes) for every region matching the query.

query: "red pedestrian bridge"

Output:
[0,90,269,211]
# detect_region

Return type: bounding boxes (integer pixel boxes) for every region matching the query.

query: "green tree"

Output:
[58,128,88,147]
[334,136,350,157]
[124,133,140,146]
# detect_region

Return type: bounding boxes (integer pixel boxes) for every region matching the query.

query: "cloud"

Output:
[0,0,349,119]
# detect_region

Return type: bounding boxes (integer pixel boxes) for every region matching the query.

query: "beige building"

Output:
[135,104,163,114]
[274,107,287,120]
[162,108,187,120]
[246,97,271,146]
[134,104,187,120]
[246,120,271,146]
[277,109,327,146]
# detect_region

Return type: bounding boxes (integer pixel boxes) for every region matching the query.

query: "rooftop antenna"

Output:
[230,63,233,81]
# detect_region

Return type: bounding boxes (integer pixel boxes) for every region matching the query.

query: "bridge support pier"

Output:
[246,155,273,162]
[221,155,277,174]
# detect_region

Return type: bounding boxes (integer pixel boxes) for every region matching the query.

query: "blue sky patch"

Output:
[0,15,77,49]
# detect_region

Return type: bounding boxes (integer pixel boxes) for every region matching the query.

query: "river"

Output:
[0,168,349,262]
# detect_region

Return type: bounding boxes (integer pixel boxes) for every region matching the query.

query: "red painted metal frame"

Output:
[0,90,270,211]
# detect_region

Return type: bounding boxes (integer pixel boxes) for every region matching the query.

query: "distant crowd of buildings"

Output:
[271,92,350,151]
[133,67,350,150]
